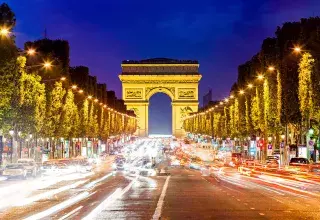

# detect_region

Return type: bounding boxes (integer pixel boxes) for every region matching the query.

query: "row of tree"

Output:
[184,17,320,155]
[0,3,136,156]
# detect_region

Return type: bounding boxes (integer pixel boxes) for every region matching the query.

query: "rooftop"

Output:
[122,58,199,64]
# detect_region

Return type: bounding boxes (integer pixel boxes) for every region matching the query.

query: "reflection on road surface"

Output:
[0,138,320,219]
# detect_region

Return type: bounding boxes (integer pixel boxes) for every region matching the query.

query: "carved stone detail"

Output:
[145,87,175,99]
[178,88,196,99]
[125,88,143,99]
[122,66,198,73]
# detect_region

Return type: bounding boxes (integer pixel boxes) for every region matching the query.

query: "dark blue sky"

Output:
[6,0,320,133]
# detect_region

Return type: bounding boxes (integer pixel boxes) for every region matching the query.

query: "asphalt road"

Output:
[0,140,320,220]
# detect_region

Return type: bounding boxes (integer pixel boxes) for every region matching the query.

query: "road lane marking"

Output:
[24,191,90,220]
[84,173,113,189]
[16,180,88,207]
[58,206,83,220]
[83,177,137,220]
[259,213,265,216]
[152,176,171,220]
[250,207,255,210]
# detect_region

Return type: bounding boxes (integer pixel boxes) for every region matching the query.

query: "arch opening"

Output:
[148,92,172,135]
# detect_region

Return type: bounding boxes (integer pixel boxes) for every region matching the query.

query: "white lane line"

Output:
[259,213,265,216]
[84,173,113,189]
[152,176,171,220]
[83,177,137,220]
[16,180,88,207]
[24,191,90,220]
[58,206,83,220]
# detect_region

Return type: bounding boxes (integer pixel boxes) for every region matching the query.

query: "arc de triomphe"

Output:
[119,58,201,138]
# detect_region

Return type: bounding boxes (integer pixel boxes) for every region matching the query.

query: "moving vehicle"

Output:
[289,157,310,172]
[17,158,38,177]
[40,161,60,176]
[231,153,242,165]
[3,164,28,179]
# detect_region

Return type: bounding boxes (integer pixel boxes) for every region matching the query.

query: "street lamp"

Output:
[27,48,36,56]
[281,134,285,140]
[60,77,66,81]
[308,128,314,135]
[239,90,244,95]
[43,62,52,69]
[9,130,14,162]
[268,66,275,71]
[294,47,301,53]
[0,27,10,36]
[257,74,264,80]
[248,84,253,89]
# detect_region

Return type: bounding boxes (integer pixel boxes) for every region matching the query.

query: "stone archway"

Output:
[119,58,201,138]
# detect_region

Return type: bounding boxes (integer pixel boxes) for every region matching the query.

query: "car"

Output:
[78,161,93,173]
[289,157,310,165]
[267,155,280,165]
[231,153,242,165]
[289,157,310,172]
[3,164,28,179]
[40,161,60,176]
[17,158,38,177]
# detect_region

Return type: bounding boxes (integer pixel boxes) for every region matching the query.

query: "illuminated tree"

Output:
[80,99,89,137]
[298,52,315,121]
[59,89,76,138]
[44,81,66,138]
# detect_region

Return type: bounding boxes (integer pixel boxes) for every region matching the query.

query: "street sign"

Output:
[309,140,314,146]
[267,144,272,150]
[280,142,284,148]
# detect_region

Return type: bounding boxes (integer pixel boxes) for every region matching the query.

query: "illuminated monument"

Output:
[119,58,201,137]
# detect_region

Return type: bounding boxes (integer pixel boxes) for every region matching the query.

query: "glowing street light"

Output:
[268,66,275,71]
[224,98,229,102]
[43,62,52,69]
[281,134,285,139]
[257,74,264,80]
[94,99,98,103]
[78,89,84,94]
[219,101,223,105]
[239,90,244,95]
[230,95,234,99]
[71,85,77,89]
[248,84,253,88]
[88,95,93,99]
[294,47,301,53]
[0,27,10,36]
[27,48,36,56]
[60,77,66,81]
[9,130,14,136]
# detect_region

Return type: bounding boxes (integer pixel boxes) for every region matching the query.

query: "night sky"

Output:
[7,0,320,134]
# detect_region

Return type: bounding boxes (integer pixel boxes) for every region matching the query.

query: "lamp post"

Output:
[9,130,14,162]
[29,134,33,159]
[0,130,3,166]
[18,131,22,159]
